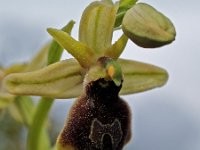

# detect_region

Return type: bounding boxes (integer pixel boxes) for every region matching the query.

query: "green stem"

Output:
[27,98,53,150]
[27,21,75,150]
[14,96,34,127]
[10,96,50,150]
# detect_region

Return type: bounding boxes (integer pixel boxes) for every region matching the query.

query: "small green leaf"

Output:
[47,28,95,68]
[122,3,176,48]
[4,59,84,99]
[118,59,168,94]
[104,34,128,59]
[79,1,118,54]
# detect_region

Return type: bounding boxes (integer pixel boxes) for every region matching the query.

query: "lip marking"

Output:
[89,118,123,149]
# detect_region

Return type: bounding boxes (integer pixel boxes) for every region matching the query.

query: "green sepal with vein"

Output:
[4,58,168,99]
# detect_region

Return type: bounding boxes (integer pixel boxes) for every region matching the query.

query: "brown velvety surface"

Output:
[58,78,131,150]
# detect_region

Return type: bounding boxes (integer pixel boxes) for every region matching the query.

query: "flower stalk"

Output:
[27,21,75,150]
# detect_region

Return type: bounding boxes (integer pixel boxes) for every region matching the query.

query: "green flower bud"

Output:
[122,3,176,48]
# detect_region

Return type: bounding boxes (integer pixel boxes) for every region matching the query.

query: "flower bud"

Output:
[122,3,176,48]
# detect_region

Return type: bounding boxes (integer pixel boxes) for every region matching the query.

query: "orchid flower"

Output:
[1,0,176,150]
[4,1,175,99]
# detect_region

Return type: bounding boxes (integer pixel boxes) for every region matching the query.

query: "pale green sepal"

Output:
[104,34,128,60]
[47,28,95,68]
[122,3,176,48]
[118,59,168,94]
[79,1,118,54]
[101,0,113,5]
[4,59,84,99]
[0,64,27,109]
[62,83,83,99]
[4,64,28,75]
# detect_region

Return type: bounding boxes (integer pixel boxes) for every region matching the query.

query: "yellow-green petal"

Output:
[48,20,75,65]
[104,34,128,60]
[4,59,84,99]
[122,3,176,48]
[118,59,168,94]
[47,28,95,68]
